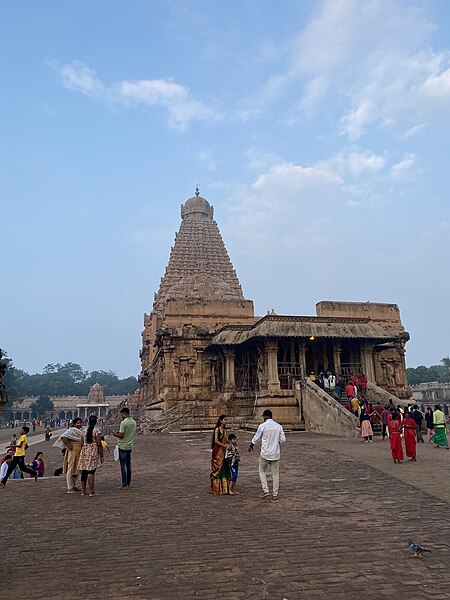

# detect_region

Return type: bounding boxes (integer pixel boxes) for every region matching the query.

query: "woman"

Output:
[430,404,449,449]
[401,413,417,462]
[56,417,84,494]
[77,415,104,496]
[388,410,404,463]
[425,407,434,442]
[209,415,231,495]
[29,451,45,477]
[360,407,373,443]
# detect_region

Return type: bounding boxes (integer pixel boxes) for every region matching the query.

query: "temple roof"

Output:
[208,315,408,346]
[153,191,245,310]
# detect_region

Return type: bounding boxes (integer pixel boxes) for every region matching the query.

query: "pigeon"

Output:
[408,538,432,557]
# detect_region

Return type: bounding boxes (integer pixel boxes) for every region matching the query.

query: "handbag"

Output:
[113,445,119,462]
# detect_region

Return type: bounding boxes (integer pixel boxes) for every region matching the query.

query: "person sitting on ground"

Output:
[0,454,13,481]
[225,433,240,496]
[29,451,45,477]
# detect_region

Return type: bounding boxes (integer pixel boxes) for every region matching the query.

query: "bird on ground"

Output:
[408,538,432,557]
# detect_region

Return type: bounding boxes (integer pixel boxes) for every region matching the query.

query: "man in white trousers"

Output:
[249,409,286,501]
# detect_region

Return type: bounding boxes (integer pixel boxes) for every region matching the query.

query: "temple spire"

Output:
[195,184,200,197]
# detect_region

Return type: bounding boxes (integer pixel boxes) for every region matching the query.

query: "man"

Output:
[249,409,286,501]
[411,405,425,443]
[1,426,38,486]
[114,407,137,489]
[381,405,391,440]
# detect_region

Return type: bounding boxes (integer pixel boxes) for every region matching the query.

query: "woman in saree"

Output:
[388,410,404,463]
[401,413,417,462]
[209,415,231,495]
[430,404,449,449]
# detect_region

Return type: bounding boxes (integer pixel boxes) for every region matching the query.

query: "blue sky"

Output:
[1,0,450,377]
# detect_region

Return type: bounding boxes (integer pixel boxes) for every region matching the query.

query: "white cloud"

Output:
[391,154,416,180]
[250,0,450,139]
[50,60,216,130]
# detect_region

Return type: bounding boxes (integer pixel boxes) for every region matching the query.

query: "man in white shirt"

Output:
[249,409,286,501]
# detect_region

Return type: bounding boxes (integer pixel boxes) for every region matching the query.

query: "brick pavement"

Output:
[1,430,450,600]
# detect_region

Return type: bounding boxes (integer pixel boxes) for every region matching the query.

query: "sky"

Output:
[1,0,450,377]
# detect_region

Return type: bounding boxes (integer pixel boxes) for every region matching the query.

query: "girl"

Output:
[77,415,104,496]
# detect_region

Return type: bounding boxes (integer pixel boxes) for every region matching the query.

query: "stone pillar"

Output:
[192,348,204,386]
[224,349,236,391]
[332,342,342,376]
[361,342,376,381]
[299,342,307,378]
[266,340,280,391]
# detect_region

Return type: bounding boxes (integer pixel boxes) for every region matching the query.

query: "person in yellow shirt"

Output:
[1,426,38,486]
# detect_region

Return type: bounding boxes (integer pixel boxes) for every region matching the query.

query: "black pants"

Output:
[382,423,388,439]
[80,469,96,482]
[119,449,132,487]
[1,456,37,485]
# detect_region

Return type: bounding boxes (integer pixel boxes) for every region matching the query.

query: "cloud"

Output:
[248,0,450,139]
[391,154,416,180]
[50,60,216,130]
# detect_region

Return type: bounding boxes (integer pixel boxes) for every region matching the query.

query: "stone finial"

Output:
[195,184,200,197]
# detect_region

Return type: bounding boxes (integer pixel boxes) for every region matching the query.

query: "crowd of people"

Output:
[0,407,137,493]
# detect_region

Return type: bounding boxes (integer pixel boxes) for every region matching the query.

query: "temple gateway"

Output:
[139,190,410,433]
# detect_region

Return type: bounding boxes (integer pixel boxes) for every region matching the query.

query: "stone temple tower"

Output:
[139,189,255,408]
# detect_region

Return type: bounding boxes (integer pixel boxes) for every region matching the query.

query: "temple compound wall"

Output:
[139,190,411,430]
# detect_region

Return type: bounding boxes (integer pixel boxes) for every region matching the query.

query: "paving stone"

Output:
[1,431,450,599]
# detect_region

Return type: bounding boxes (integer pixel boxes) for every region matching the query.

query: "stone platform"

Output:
[1,429,450,599]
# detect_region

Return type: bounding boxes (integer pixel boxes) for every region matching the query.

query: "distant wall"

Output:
[299,379,359,437]
[316,301,405,334]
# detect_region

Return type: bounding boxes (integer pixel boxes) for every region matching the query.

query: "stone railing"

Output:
[297,379,359,437]
[366,381,408,408]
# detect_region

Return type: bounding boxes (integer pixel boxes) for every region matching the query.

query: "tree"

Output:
[30,395,55,418]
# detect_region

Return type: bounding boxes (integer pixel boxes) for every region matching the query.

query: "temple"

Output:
[139,190,410,432]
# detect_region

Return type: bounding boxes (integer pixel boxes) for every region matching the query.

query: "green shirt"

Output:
[118,417,137,450]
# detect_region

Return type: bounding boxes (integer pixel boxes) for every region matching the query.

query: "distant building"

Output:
[10,383,127,421]
[411,382,450,414]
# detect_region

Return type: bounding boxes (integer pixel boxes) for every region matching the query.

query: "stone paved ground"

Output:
[1,429,450,600]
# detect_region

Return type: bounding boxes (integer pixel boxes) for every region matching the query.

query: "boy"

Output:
[1,426,38,486]
[0,454,13,481]
[225,433,240,495]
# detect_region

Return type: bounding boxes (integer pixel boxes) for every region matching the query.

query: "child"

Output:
[225,433,240,495]
[101,435,111,455]
[0,454,13,481]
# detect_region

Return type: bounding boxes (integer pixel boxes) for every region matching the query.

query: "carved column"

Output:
[361,342,376,381]
[299,342,307,378]
[332,342,341,377]
[266,340,280,391]
[224,348,236,391]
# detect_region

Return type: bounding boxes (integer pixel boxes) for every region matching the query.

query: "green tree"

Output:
[30,395,55,418]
